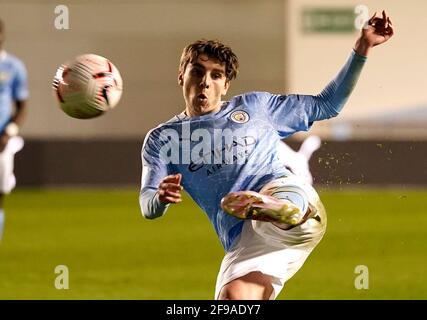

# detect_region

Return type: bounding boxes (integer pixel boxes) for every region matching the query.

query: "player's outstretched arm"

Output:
[354,10,394,57]
[304,10,394,121]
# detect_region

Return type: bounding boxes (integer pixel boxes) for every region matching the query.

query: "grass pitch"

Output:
[0,188,426,299]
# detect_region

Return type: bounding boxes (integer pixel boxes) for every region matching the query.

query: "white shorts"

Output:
[214,175,327,299]
[0,136,24,194]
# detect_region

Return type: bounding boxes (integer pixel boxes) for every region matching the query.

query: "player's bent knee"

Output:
[218,271,274,300]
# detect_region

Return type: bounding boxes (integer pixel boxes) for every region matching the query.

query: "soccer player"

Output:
[0,18,29,242]
[139,11,393,299]
[277,135,322,185]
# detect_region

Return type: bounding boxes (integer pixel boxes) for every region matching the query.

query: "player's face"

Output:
[179,54,229,117]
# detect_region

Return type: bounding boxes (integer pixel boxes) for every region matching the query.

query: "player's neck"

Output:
[184,102,224,117]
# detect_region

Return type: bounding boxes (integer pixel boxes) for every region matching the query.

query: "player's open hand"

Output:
[158,174,183,204]
[355,10,394,56]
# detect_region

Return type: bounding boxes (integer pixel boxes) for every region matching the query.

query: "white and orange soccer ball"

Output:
[53,54,123,119]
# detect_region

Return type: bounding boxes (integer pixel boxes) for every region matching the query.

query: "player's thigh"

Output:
[218,271,273,300]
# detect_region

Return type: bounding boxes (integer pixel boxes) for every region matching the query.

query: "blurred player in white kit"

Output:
[277,135,321,185]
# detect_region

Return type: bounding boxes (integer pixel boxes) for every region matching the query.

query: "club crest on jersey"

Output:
[0,72,10,83]
[230,110,249,124]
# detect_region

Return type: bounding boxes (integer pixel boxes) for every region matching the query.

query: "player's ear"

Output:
[178,72,184,86]
[222,80,230,95]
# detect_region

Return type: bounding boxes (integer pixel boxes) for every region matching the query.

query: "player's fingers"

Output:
[164,189,182,198]
[158,189,182,203]
[160,182,181,190]
[167,197,182,204]
[168,174,182,186]
[382,10,386,22]
[161,196,182,204]
[162,174,183,189]
[162,175,180,182]
[368,12,377,25]
[386,18,394,36]
[387,26,394,38]
[384,11,391,29]
[175,173,182,185]
[159,182,183,192]
[384,17,394,38]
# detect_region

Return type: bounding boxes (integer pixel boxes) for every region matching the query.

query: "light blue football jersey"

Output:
[0,51,29,132]
[140,50,366,251]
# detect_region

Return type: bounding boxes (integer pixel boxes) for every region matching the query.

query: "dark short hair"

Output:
[179,39,239,83]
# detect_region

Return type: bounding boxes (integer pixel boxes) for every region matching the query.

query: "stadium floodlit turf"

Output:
[0,188,426,299]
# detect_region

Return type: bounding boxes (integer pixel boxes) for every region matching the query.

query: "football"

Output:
[52,54,123,119]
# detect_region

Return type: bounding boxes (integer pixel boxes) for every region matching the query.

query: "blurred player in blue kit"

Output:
[0,18,29,242]
[139,11,393,299]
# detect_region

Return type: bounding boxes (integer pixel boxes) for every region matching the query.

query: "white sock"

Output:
[0,209,4,241]
[270,186,310,228]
